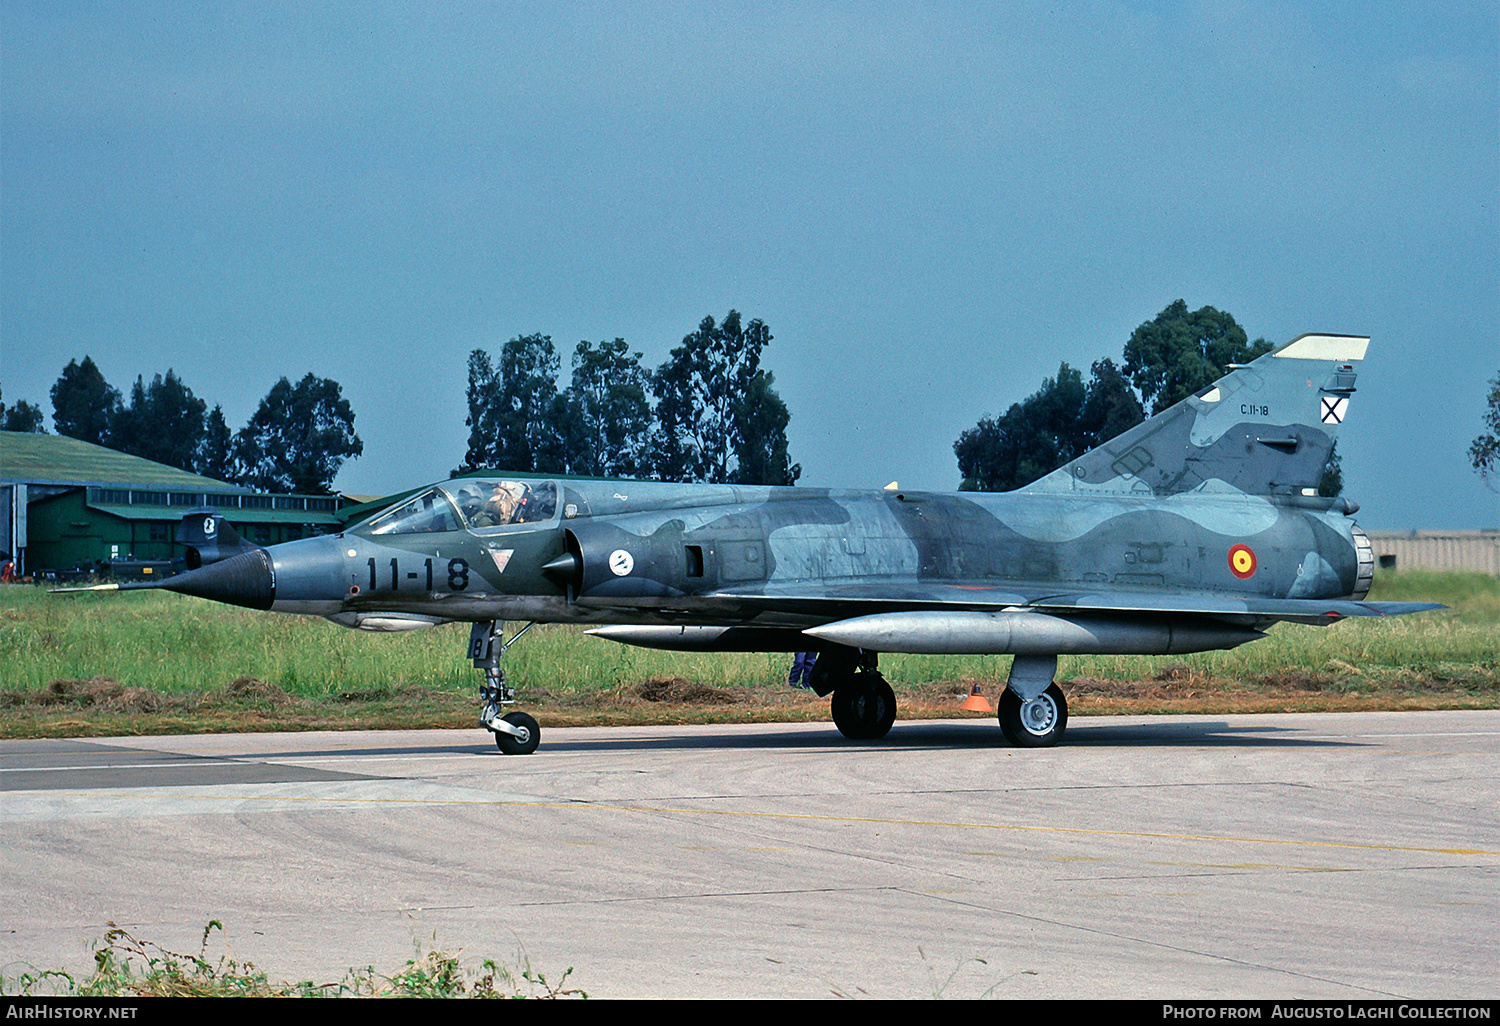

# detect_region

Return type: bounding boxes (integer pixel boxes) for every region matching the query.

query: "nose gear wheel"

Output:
[493,711,540,755]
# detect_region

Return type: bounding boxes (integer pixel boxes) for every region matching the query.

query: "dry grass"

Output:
[1,569,1493,738]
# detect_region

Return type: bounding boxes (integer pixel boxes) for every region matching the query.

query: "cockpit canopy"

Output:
[359,480,559,536]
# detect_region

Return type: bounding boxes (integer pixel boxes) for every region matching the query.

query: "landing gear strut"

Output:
[813,648,897,741]
[470,620,541,755]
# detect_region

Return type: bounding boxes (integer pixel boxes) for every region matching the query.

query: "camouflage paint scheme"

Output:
[80,334,1441,750]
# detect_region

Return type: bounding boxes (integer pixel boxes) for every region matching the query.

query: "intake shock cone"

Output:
[157,548,276,610]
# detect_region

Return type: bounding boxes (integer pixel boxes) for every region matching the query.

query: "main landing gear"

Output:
[996,654,1068,747]
[811,648,1070,747]
[997,682,1068,747]
[811,649,897,741]
[470,620,540,755]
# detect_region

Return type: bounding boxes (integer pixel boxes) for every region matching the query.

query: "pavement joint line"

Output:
[1347,732,1500,738]
[29,790,1500,857]
[1067,864,1486,881]
[915,889,1407,999]
[0,760,248,773]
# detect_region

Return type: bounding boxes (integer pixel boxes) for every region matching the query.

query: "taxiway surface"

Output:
[3,711,1497,999]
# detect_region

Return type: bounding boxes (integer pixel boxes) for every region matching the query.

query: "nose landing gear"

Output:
[471,620,541,754]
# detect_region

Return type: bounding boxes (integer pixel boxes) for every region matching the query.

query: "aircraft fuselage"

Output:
[261,480,1370,633]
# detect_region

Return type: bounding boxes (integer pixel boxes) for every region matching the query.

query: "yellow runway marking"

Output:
[46,792,1500,858]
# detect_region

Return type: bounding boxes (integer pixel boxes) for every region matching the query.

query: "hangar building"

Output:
[1,430,346,578]
[1364,530,1500,575]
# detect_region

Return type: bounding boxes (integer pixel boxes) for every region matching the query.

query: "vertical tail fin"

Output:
[1022,334,1368,498]
[178,508,260,568]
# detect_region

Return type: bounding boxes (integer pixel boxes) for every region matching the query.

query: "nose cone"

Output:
[159,548,276,610]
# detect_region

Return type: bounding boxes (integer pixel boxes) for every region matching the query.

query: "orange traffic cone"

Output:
[960,680,992,713]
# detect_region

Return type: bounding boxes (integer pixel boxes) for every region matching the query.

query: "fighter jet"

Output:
[65,333,1441,753]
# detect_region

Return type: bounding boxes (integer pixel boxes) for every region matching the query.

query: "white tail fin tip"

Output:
[1273,334,1370,361]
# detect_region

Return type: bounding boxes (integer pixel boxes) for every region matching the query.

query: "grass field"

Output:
[0,570,1494,738]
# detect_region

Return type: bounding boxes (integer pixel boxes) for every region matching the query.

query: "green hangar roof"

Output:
[1,430,343,522]
[0,430,237,491]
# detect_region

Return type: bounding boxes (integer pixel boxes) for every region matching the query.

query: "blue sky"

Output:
[3,2,1496,528]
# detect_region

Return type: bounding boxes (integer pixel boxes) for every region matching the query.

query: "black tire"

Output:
[494,711,540,755]
[998,683,1067,747]
[830,673,897,741]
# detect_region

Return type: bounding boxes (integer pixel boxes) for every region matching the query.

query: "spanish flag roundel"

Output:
[1228,544,1257,579]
